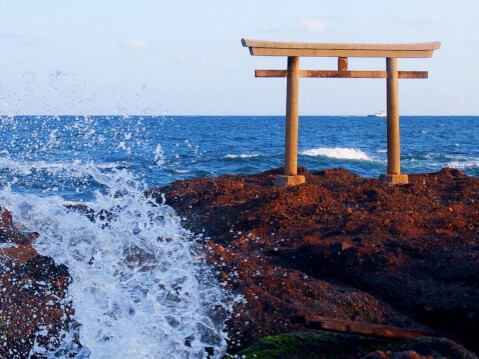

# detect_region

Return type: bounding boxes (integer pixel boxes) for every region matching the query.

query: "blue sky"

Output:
[0,0,477,115]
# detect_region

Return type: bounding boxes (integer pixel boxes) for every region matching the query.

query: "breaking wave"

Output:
[0,164,234,358]
[300,147,373,161]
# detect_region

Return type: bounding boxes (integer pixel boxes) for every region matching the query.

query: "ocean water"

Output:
[0,115,477,358]
[1,115,477,202]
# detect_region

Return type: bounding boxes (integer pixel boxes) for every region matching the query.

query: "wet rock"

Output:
[0,207,74,358]
[1,207,39,246]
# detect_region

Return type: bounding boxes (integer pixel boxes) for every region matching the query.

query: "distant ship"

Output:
[368,109,387,117]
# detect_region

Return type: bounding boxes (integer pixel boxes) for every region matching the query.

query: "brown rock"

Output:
[155,167,479,353]
[0,207,75,357]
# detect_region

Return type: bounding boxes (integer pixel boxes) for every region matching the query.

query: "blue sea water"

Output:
[0,115,477,358]
[0,115,477,201]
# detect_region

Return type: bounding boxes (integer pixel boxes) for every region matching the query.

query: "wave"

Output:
[446,159,479,169]
[224,153,261,159]
[300,147,373,161]
[0,164,234,358]
[0,155,122,177]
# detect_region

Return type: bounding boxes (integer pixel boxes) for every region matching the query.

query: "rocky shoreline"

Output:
[1,167,478,358]
[155,167,479,358]
[0,208,75,358]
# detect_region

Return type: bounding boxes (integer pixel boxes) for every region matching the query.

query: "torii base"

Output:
[379,173,409,185]
[274,175,306,187]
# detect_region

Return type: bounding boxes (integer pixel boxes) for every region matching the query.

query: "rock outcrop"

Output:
[0,207,74,358]
[1,167,478,358]
[156,167,479,357]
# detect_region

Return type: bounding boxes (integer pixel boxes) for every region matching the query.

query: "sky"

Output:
[0,0,478,116]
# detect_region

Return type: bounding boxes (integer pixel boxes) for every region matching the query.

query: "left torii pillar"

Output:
[274,56,306,187]
[379,57,409,184]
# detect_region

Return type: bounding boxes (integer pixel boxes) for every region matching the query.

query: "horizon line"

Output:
[1,114,478,118]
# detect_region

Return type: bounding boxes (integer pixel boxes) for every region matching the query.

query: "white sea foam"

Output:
[0,165,234,358]
[300,147,372,161]
[0,156,122,178]
[224,153,260,159]
[446,159,479,169]
[0,242,18,249]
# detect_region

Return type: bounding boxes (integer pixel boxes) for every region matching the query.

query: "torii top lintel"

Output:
[241,38,441,58]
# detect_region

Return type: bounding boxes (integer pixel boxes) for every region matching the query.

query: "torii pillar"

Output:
[379,57,409,184]
[241,39,441,186]
[275,56,305,187]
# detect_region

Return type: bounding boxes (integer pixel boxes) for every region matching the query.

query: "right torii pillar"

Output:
[379,57,409,185]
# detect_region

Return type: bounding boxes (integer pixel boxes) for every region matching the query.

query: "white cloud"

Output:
[299,19,326,33]
[121,38,148,51]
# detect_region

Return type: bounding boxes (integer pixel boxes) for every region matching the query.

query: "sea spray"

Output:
[0,164,234,358]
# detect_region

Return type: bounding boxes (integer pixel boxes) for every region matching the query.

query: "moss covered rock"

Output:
[228,331,477,359]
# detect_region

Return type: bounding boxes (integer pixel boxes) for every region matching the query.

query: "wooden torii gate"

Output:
[242,38,441,186]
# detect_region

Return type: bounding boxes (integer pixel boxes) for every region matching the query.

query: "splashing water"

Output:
[0,165,233,358]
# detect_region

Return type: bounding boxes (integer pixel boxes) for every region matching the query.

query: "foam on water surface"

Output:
[224,153,261,159]
[300,147,373,161]
[0,165,233,358]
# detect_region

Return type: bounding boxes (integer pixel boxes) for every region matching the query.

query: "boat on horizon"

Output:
[368,109,387,117]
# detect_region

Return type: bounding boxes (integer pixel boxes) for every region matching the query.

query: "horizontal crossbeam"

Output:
[255,69,428,79]
[242,39,441,58]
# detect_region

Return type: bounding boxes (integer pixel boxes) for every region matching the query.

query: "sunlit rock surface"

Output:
[156,167,479,357]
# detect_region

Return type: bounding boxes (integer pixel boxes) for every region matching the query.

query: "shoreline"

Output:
[155,166,479,357]
[1,166,478,358]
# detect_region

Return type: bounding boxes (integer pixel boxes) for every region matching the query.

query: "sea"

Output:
[0,115,478,358]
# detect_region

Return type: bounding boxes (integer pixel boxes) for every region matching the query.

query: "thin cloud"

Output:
[299,19,326,33]
[121,38,148,51]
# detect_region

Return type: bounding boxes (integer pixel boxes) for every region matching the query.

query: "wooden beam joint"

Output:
[338,57,348,71]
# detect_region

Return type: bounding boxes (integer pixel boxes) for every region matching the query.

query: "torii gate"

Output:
[242,38,441,186]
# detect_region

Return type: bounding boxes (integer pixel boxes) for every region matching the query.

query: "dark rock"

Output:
[233,331,477,359]
[155,167,479,355]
